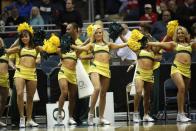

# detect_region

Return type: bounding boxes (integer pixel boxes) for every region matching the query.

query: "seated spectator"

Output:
[5,7,26,31]
[167,0,178,20]
[0,20,5,33]
[191,23,196,39]
[30,6,44,26]
[59,0,83,30]
[176,0,196,33]
[152,10,171,41]
[140,4,158,24]
[4,0,32,21]
[38,0,54,24]
[120,0,140,21]
[157,2,168,20]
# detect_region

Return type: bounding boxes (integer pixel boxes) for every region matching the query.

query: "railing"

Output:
[0,20,151,34]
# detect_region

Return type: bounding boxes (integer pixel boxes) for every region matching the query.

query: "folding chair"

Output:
[126,62,138,123]
[126,83,134,123]
[164,78,190,121]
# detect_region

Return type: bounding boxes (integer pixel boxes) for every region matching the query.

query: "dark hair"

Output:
[140,23,152,34]
[19,30,34,48]
[70,22,79,32]
[65,0,75,5]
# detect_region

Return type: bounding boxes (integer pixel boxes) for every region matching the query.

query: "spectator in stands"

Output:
[59,0,83,30]
[167,0,178,20]
[152,10,171,41]
[120,0,140,21]
[0,20,5,33]
[0,10,9,25]
[38,0,54,24]
[4,0,32,21]
[191,23,196,39]
[0,38,15,127]
[148,26,196,122]
[157,1,168,20]
[30,6,44,26]
[176,0,196,33]
[140,4,158,24]
[115,23,137,62]
[5,7,26,28]
[71,25,128,125]
[94,0,121,20]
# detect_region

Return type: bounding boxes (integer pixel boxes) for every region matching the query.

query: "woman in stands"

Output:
[4,22,44,127]
[71,24,127,125]
[148,26,196,122]
[0,38,15,127]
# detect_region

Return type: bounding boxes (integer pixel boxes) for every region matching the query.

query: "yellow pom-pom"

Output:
[127,39,141,52]
[87,24,93,37]
[49,33,60,47]
[131,29,144,41]
[167,20,179,37]
[43,39,57,53]
[17,22,34,34]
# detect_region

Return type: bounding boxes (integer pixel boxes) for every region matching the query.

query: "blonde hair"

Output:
[30,6,41,19]
[91,25,103,42]
[173,26,190,43]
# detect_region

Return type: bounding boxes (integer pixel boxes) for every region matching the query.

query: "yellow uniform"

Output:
[14,48,38,81]
[171,44,192,78]
[58,51,77,84]
[0,54,9,88]
[75,38,90,73]
[89,43,111,78]
[136,50,155,83]
[9,53,20,66]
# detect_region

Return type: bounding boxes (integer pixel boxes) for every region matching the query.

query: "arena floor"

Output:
[2,121,196,131]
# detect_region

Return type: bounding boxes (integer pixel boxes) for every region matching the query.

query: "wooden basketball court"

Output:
[2,121,196,131]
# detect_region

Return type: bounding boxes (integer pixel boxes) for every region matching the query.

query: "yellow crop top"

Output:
[138,49,155,61]
[175,44,192,55]
[19,48,37,58]
[61,51,77,61]
[0,54,8,63]
[93,43,109,54]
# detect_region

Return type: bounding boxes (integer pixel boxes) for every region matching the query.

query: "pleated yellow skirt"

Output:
[171,60,191,78]
[58,66,77,84]
[89,60,111,78]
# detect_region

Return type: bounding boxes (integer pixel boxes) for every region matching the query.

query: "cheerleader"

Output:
[71,24,127,125]
[148,26,196,122]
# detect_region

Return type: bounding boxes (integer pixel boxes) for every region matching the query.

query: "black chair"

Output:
[164,78,190,121]
[34,68,48,116]
[49,67,60,103]
[41,60,59,74]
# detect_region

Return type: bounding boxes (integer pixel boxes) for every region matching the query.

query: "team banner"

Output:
[76,60,94,99]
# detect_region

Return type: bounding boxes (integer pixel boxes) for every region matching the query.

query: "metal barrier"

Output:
[0,21,151,34]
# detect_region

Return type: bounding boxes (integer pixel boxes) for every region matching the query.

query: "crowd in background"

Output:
[0,0,196,127]
[0,0,195,64]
